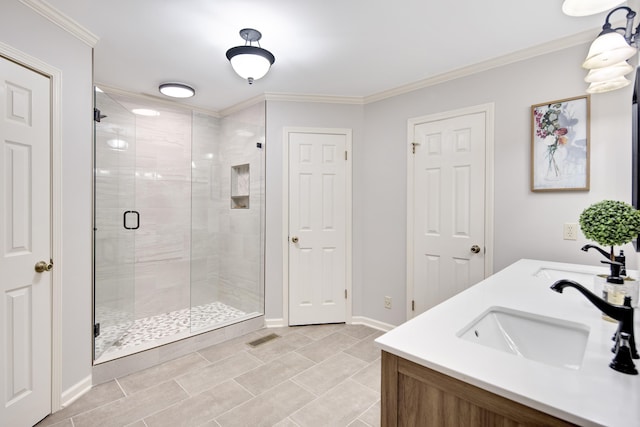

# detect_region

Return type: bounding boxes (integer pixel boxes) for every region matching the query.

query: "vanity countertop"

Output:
[375,259,640,427]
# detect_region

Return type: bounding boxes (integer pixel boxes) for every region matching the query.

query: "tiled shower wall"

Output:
[192,103,265,318]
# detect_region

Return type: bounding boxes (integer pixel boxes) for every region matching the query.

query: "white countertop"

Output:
[375,259,640,427]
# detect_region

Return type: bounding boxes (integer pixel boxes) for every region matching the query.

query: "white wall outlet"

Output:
[563,223,579,240]
[384,296,392,309]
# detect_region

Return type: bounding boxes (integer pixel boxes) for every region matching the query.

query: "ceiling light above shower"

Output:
[159,82,195,98]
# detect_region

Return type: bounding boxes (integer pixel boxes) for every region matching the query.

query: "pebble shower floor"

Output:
[95,301,247,360]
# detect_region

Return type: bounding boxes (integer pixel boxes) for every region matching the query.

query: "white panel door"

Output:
[288,131,347,325]
[0,57,51,427]
[412,112,486,315]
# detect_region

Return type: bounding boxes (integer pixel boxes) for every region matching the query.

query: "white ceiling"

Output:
[45,0,611,112]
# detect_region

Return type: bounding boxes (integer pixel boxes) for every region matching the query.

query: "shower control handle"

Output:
[291,236,299,244]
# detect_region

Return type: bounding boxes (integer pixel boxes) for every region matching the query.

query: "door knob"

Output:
[470,245,481,254]
[291,236,299,243]
[35,260,53,273]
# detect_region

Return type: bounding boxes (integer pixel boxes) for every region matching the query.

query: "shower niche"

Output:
[231,163,250,209]
[93,88,265,363]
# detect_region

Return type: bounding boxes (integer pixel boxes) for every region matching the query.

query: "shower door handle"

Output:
[123,210,140,230]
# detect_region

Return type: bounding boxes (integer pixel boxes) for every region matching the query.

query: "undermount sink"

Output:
[533,267,596,285]
[458,307,590,370]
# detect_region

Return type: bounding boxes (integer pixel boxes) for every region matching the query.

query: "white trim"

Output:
[18,0,99,47]
[406,103,495,321]
[95,83,221,118]
[351,316,395,333]
[282,127,353,326]
[60,375,92,408]
[226,27,599,112]
[264,92,364,105]
[219,94,266,117]
[0,41,63,412]
[364,29,596,105]
[264,318,286,328]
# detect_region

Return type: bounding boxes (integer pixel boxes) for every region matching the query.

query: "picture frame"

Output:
[531,95,590,192]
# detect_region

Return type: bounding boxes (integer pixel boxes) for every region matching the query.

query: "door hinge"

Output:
[411,142,420,154]
[345,289,348,299]
[93,108,107,122]
[94,323,100,338]
[345,150,348,161]
[411,300,415,311]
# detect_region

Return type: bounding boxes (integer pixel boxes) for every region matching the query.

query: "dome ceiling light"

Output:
[226,28,275,85]
[158,83,195,98]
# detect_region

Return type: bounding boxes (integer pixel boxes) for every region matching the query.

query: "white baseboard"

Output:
[351,316,396,332]
[266,316,395,331]
[60,375,92,409]
[265,318,286,328]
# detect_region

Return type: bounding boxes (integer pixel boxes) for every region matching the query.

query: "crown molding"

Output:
[219,94,267,117]
[364,27,598,104]
[219,92,364,117]
[19,0,99,47]
[95,83,221,118]
[263,92,364,105]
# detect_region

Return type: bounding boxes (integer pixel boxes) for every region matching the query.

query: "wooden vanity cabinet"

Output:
[381,351,575,426]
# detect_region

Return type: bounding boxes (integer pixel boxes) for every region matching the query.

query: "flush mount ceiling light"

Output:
[581,6,639,93]
[158,83,195,98]
[562,0,625,16]
[226,28,275,84]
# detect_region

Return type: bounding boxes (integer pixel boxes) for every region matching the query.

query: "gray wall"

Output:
[264,43,636,328]
[1,2,93,394]
[360,43,635,326]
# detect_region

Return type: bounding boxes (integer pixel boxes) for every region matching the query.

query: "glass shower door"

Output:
[93,89,136,361]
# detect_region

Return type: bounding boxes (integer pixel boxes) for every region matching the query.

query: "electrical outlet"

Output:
[563,223,579,240]
[384,296,392,309]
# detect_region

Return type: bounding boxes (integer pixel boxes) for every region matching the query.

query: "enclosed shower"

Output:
[93,88,264,363]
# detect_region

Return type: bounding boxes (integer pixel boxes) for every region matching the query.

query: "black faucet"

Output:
[550,279,638,375]
[581,244,626,276]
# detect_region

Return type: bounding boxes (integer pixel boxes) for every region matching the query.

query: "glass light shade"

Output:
[158,83,195,98]
[584,61,633,82]
[226,46,275,83]
[586,76,631,93]
[562,0,625,16]
[583,32,637,69]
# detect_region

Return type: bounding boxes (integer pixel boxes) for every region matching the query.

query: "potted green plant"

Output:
[579,200,640,260]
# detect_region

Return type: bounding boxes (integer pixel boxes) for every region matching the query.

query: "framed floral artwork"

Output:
[531,95,590,192]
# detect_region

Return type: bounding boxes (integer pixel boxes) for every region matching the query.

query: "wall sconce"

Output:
[562,0,625,17]
[582,6,639,93]
[226,28,275,85]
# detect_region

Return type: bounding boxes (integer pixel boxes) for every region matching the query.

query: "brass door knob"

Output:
[470,245,481,254]
[35,260,53,273]
[291,236,299,243]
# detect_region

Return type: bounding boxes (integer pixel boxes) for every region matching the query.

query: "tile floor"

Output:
[36,323,382,427]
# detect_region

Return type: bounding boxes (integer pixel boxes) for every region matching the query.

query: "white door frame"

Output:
[406,103,495,320]
[0,42,63,412]
[282,127,353,325]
